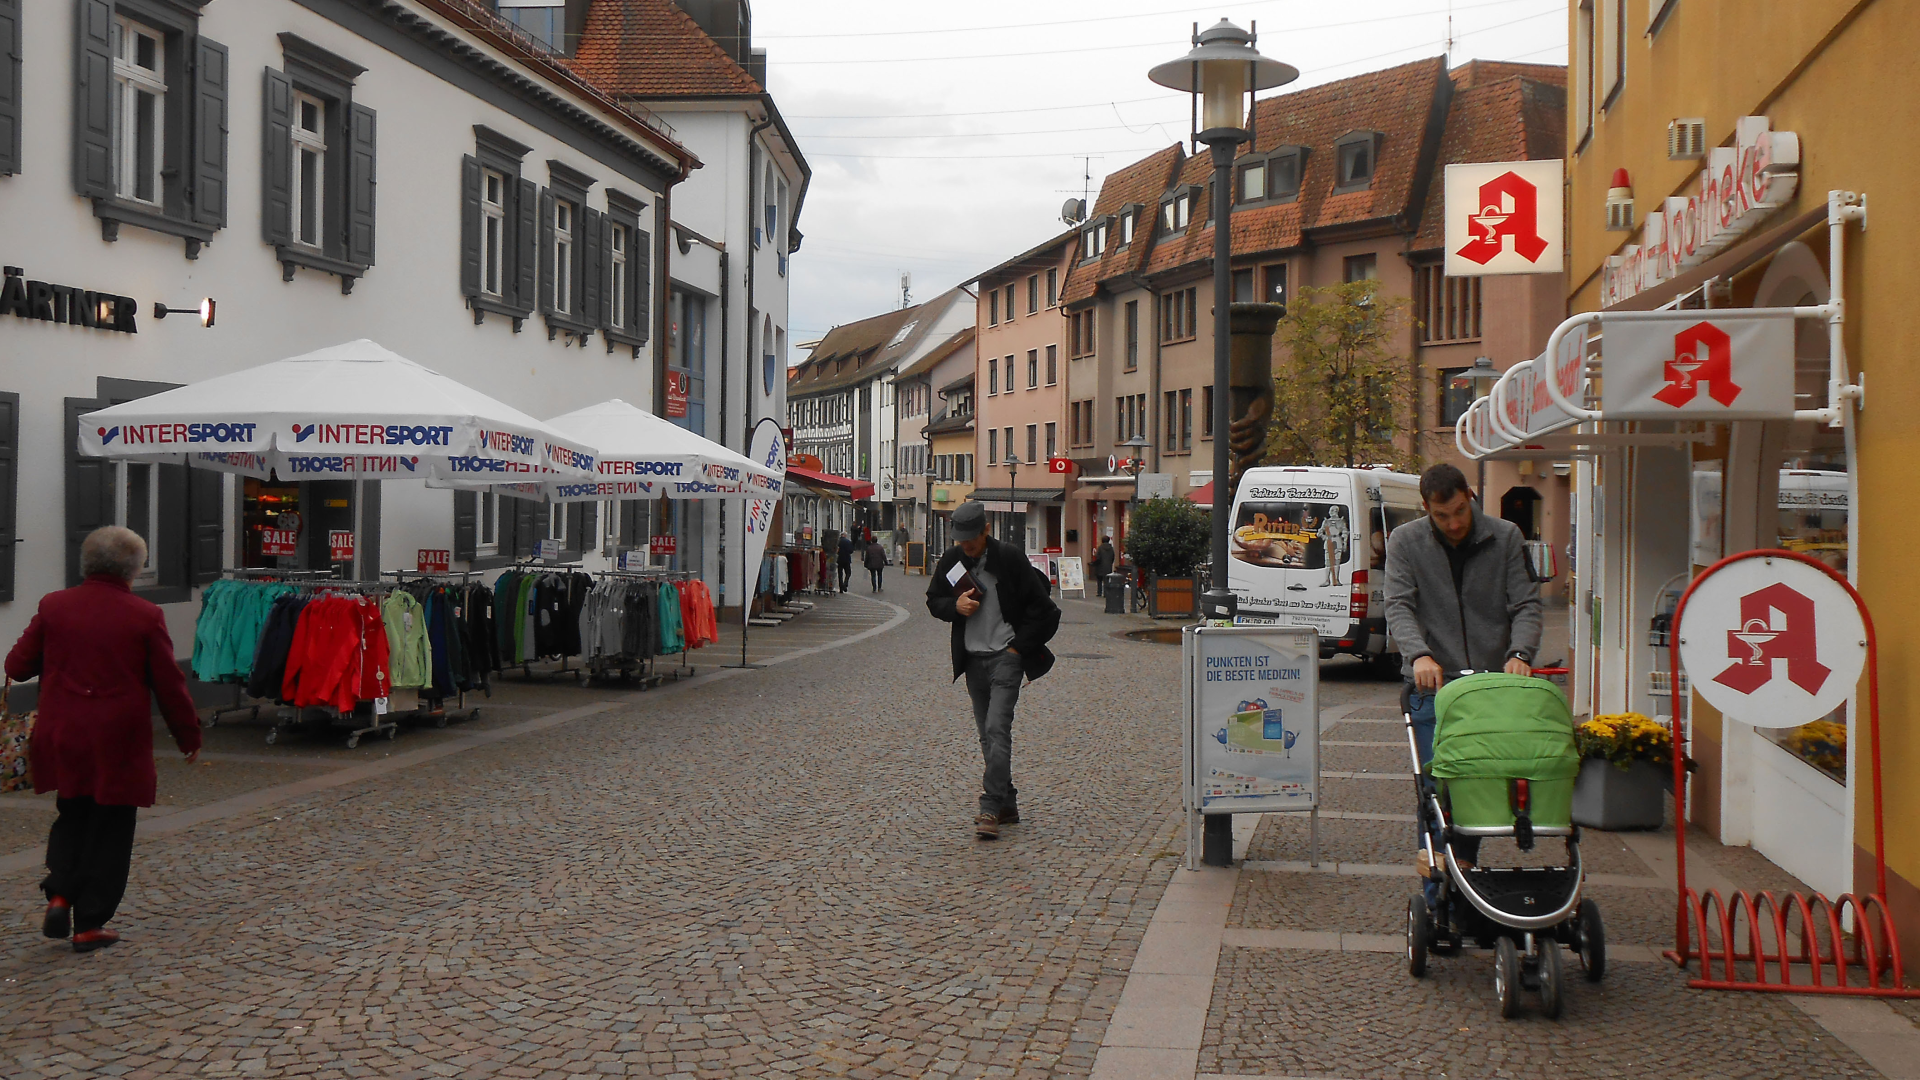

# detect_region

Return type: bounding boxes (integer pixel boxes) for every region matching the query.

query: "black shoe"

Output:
[43,897,70,939]
[999,806,1020,825]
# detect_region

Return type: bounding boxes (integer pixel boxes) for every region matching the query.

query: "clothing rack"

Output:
[379,569,489,728]
[493,562,589,683]
[579,569,701,688]
[205,570,370,728]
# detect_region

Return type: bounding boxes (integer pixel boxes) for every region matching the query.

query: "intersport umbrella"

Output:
[76,339,597,481]
[465,398,784,502]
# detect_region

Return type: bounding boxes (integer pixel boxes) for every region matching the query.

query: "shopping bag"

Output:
[0,678,33,794]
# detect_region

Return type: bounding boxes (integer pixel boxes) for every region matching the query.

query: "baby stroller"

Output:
[1403,672,1607,1018]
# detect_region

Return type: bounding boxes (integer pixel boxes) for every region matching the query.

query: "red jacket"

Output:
[5,575,202,807]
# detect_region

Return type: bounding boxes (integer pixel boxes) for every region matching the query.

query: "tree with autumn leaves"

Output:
[1262,280,1421,471]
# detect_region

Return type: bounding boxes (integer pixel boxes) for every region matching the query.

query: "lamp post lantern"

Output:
[1451,356,1501,506]
[1004,454,1022,550]
[1150,20,1298,623]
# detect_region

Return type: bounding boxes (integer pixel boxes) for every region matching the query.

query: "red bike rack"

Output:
[1666,548,1920,996]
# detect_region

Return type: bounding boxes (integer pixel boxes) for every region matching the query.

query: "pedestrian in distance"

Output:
[926,502,1061,840]
[1383,463,1542,881]
[836,532,855,593]
[1091,535,1116,597]
[5,527,203,953]
[864,535,888,592]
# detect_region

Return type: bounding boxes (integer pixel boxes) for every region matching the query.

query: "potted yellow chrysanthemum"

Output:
[1569,713,1682,830]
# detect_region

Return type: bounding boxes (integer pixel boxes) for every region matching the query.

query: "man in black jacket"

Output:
[926,501,1061,839]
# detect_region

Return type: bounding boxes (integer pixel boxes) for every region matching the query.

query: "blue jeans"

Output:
[1406,684,1479,866]
[964,650,1022,818]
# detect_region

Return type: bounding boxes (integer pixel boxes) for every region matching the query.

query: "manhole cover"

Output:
[1120,628,1184,645]
[1054,652,1112,660]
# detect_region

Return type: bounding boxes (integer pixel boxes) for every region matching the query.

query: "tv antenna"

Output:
[898,271,912,310]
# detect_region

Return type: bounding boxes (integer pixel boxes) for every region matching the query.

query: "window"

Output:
[1231,268,1254,303]
[1159,192,1191,234]
[988,428,998,464]
[988,356,998,395]
[65,387,220,599]
[1269,150,1303,199]
[1120,210,1135,245]
[1237,159,1264,204]
[608,221,628,329]
[552,198,573,315]
[1163,391,1178,450]
[1161,287,1198,343]
[1005,284,1016,320]
[477,491,499,556]
[1027,274,1039,314]
[668,287,708,434]
[1415,264,1483,343]
[1262,263,1287,311]
[988,290,998,325]
[1599,0,1624,108]
[1115,397,1126,442]
[1046,268,1058,306]
[1026,425,1037,464]
[1124,300,1139,370]
[112,16,166,207]
[1070,310,1096,359]
[1004,427,1015,463]
[1344,253,1377,283]
[1179,388,1193,451]
[1045,422,1056,460]
[1335,132,1379,190]
[764,161,778,245]
[264,35,375,284]
[1083,220,1108,260]
[1440,370,1477,426]
[1069,401,1083,447]
[1574,0,1595,151]
[1201,385,1214,438]
[1046,344,1057,386]
[498,2,567,51]
[463,127,537,323]
[288,92,326,248]
[1650,0,1679,34]
[1027,349,1038,389]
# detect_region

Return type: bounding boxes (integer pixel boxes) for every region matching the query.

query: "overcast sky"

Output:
[753,0,1569,362]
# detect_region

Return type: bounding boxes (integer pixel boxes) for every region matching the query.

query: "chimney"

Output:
[747,47,767,87]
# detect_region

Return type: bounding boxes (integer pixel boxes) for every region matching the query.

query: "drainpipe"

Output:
[731,111,773,614]
[1125,272,1163,475]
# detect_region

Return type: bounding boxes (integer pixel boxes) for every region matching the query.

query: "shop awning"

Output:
[1070,484,1133,501]
[787,465,875,500]
[966,488,1066,504]
[1186,480,1214,508]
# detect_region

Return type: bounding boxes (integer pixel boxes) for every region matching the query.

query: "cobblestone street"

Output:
[2,591,1914,1078]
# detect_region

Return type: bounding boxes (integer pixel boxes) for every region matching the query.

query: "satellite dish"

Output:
[1060,198,1086,225]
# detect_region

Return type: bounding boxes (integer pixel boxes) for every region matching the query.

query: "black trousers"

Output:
[838,563,852,591]
[43,796,138,933]
[869,568,883,590]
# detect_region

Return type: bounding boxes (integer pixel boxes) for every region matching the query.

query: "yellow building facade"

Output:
[1563,0,1920,967]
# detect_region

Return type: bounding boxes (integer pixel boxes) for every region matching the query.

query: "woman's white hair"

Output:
[80,526,148,580]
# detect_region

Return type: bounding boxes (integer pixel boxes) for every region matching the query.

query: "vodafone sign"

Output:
[1677,555,1865,727]
[1443,159,1565,276]
[1600,314,1794,420]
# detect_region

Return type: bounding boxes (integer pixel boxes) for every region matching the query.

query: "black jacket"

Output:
[926,538,1061,682]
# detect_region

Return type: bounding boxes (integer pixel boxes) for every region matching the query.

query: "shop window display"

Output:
[1762,462,1849,783]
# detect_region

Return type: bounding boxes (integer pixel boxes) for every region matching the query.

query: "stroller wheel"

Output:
[1536,939,1565,1019]
[1577,902,1607,983]
[1493,938,1522,1019]
[1406,895,1431,978]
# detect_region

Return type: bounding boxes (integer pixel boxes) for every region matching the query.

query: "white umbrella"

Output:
[77,339,598,479]
[471,399,784,502]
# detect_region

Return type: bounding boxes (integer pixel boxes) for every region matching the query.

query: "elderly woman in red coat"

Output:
[6,526,201,953]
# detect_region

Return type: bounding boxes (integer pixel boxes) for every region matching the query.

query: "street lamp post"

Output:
[1151,20,1298,625]
[1004,454,1022,550]
[1451,356,1501,506]
[1120,435,1149,608]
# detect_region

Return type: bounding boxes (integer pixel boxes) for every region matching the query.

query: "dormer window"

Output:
[1235,148,1307,207]
[1269,148,1304,199]
[1335,131,1382,192]
[1237,158,1264,203]
[1120,209,1135,245]
[1083,218,1109,260]
[1159,192,1191,235]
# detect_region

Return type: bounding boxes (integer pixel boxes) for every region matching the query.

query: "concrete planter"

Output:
[1571,757,1669,831]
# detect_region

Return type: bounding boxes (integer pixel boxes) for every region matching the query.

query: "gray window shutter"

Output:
[452,489,476,561]
[345,103,376,268]
[261,68,293,247]
[513,177,537,310]
[518,502,542,557]
[632,228,651,345]
[537,187,556,315]
[459,155,481,297]
[0,392,16,601]
[72,0,113,199]
[190,37,229,229]
[580,502,597,551]
[0,0,21,176]
[580,207,602,327]
[188,467,223,585]
[155,463,188,588]
[619,500,645,547]
[63,398,112,586]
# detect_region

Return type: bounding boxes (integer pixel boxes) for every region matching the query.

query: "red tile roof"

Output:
[567,0,763,98]
[1139,56,1452,277]
[1412,73,1568,250]
[1059,145,1184,305]
[1447,60,1567,90]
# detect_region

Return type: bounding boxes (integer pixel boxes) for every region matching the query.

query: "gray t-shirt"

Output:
[963,562,1016,655]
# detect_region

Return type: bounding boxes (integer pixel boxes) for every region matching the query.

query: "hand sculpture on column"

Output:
[1226,302,1285,506]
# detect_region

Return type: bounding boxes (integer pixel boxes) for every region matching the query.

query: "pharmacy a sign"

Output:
[1600,314,1794,420]
[1677,555,1864,726]
[1443,159,1564,276]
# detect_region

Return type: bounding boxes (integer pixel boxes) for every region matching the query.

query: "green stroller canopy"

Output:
[1430,673,1580,782]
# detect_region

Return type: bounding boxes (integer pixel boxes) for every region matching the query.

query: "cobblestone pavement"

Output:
[0,590,1237,1079]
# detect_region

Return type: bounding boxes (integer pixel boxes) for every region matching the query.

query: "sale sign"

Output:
[260,528,298,557]
[329,530,355,563]
[417,549,450,573]
[649,534,678,556]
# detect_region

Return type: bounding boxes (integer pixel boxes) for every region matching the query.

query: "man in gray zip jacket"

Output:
[1385,464,1542,871]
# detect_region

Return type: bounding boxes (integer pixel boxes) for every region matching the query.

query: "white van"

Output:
[1227,466,1424,666]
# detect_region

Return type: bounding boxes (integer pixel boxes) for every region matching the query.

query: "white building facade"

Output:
[0,0,690,652]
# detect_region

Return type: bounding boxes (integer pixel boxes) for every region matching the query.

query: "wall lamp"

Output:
[153,298,216,327]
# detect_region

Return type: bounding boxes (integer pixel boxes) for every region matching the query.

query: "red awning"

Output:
[1186,480,1214,508]
[787,465,876,500]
